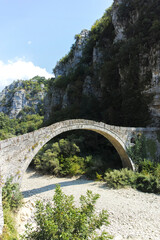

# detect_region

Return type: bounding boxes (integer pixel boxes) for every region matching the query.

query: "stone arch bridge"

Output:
[0,119,160,234]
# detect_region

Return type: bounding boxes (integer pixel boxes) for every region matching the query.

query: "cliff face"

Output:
[0,76,48,118]
[111,0,160,126]
[44,0,160,127]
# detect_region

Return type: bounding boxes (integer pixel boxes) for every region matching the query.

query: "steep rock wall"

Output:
[0,77,48,118]
[44,0,160,127]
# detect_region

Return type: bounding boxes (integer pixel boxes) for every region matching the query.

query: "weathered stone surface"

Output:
[0,79,46,118]
[112,0,126,42]
[142,45,160,126]
[82,76,102,100]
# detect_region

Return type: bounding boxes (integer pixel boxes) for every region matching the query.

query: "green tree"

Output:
[34,139,86,176]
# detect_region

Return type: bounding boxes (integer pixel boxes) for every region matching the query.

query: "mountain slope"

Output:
[44,0,160,127]
[0,76,49,118]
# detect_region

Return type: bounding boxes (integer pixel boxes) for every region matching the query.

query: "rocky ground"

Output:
[16,168,160,240]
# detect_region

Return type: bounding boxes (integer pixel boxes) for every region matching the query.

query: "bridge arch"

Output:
[22,120,134,175]
[0,119,134,184]
[21,120,134,181]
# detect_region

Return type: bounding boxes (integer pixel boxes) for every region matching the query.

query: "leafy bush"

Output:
[2,177,23,210]
[1,177,23,240]
[21,185,112,240]
[104,169,136,189]
[0,113,44,140]
[1,208,18,240]
[135,174,160,193]
[104,167,160,194]
[34,139,87,176]
[138,159,157,175]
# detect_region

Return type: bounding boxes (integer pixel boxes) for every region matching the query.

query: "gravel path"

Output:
[16,168,160,240]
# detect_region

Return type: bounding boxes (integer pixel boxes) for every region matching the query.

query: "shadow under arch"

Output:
[21,120,134,179]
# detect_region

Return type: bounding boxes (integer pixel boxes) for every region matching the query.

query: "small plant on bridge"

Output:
[21,185,112,240]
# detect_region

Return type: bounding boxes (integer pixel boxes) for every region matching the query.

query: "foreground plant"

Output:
[1,177,23,240]
[2,177,23,210]
[21,185,112,240]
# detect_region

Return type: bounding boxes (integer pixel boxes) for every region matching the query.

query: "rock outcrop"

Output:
[54,30,89,78]
[0,77,48,118]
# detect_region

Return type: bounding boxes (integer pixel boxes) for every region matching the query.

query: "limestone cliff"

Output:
[45,0,160,127]
[0,76,48,118]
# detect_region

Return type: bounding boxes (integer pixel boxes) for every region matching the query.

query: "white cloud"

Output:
[0,59,53,91]
[27,40,32,45]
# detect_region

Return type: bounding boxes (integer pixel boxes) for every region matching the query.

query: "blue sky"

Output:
[0,0,113,91]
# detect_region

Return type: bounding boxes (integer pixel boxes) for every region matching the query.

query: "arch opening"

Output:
[21,119,134,181]
[29,130,123,179]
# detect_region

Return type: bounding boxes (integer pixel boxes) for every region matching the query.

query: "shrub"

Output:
[2,177,23,210]
[21,185,112,240]
[59,155,85,176]
[1,177,23,240]
[1,208,18,240]
[104,167,160,194]
[34,138,90,177]
[155,164,160,179]
[96,172,103,181]
[138,159,156,175]
[104,168,136,189]
[135,174,160,193]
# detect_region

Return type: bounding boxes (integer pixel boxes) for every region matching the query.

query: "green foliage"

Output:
[104,169,136,189]
[90,7,114,44]
[137,159,160,180]
[53,75,70,89]
[127,134,147,167]
[1,177,23,240]
[33,132,122,178]
[1,208,18,240]
[96,172,103,181]
[104,163,160,194]
[145,138,157,159]
[135,174,160,193]
[22,76,49,92]
[21,185,112,240]
[0,113,44,140]
[127,134,159,173]
[0,113,17,140]
[16,114,44,135]
[33,139,86,176]
[2,177,23,210]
